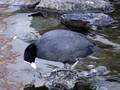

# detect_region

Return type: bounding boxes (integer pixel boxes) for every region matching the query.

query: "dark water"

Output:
[0,1,120,89]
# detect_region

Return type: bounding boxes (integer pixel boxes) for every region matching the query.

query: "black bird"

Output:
[24,30,100,69]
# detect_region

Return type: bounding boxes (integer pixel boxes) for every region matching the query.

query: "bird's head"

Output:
[24,43,37,69]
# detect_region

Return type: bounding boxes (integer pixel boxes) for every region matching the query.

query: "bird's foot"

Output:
[52,68,73,73]
[64,63,72,69]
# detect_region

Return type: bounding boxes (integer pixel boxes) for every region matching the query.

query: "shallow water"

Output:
[0,7,65,90]
[0,1,120,89]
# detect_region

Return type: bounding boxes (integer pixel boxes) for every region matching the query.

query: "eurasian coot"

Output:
[24,30,100,69]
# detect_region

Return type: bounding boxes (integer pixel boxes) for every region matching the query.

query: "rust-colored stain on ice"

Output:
[0,7,24,90]
[0,8,16,32]
[0,78,24,90]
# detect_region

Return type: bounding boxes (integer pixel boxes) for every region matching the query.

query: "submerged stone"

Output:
[14,32,40,42]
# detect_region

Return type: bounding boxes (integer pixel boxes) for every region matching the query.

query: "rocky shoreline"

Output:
[0,0,114,13]
[0,0,115,29]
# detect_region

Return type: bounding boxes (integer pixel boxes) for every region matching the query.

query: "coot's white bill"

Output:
[24,61,37,69]
[31,62,37,69]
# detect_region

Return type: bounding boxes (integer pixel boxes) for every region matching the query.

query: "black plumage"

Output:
[24,30,100,68]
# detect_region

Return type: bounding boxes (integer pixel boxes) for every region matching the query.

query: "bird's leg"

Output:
[71,58,84,69]
[52,58,84,72]
[52,64,71,72]
[71,60,79,69]
[52,63,72,72]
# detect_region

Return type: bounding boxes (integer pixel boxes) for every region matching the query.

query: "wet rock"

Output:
[43,66,109,89]
[24,85,49,90]
[87,65,95,69]
[117,36,120,39]
[79,66,110,77]
[14,32,40,42]
[106,76,120,82]
[36,0,114,13]
[88,66,110,76]
[89,78,120,90]
[79,71,89,77]
[24,84,35,90]
[45,70,79,89]
[24,80,36,90]
[0,0,40,7]
[61,13,115,26]
[23,66,110,89]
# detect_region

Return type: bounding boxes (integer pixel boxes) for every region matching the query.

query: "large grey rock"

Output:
[0,0,40,7]
[36,0,114,13]
[61,13,115,26]
[45,70,79,89]
[23,66,110,89]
